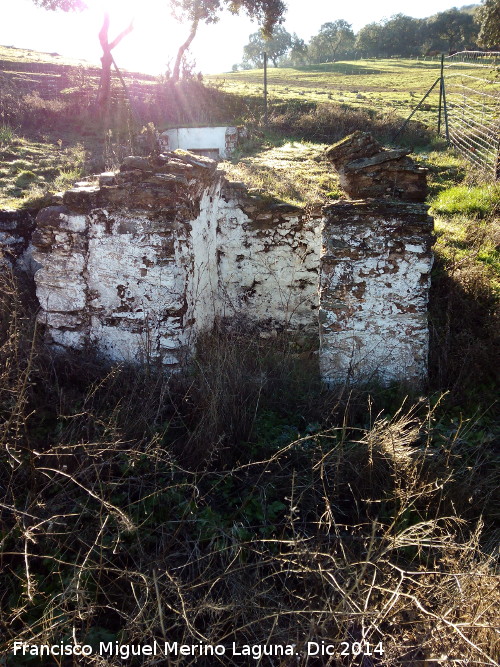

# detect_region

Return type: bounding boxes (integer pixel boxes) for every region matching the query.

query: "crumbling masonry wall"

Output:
[319,132,433,385]
[11,132,434,386]
[217,181,322,328]
[320,201,433,386]
[31,153,322,366]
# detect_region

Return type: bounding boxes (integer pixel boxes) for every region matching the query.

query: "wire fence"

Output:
[443,51,500,179]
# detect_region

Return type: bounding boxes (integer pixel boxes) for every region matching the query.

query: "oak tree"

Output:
[242,25,292,68]
[476,0,500,48]
[308,21,355,63]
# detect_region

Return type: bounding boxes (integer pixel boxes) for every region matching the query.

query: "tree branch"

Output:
[109,19,135,51]
[98,11,110,50]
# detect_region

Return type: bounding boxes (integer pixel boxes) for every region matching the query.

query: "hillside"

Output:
[0,44,156,98]
[207,58,455,122]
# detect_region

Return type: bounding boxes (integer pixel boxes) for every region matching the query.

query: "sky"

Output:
[1,0,472,75]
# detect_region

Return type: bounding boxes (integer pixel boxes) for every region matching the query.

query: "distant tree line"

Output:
[235,3,500,70]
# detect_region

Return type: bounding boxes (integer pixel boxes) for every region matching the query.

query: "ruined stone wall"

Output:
[0,209,37,273]
[30,152,322,366]
[320,201,434,386]
[16,132,435,386]
[319,133,433,386]
[217,182,322,331]
[32,154,221,366]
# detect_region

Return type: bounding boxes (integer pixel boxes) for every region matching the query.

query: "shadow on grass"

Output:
[429,253,499,405]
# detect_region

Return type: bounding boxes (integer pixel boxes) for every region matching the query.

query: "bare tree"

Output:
[32,0,134,112]
[32,0,86,9]
[97,12,134,111]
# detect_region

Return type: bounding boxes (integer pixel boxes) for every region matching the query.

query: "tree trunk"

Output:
[98,50,113,111]
[97,13,111,111]
[96,11,133,112]
[172,18,199,83]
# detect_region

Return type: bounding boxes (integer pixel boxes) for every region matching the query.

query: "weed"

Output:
[52,167,83,191]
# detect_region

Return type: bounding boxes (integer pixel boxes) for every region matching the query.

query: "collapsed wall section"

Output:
[320,201,434,386]
[27,133,434,386]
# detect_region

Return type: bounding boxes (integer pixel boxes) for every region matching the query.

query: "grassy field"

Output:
[0,49,499,665]
[208,59,454,125]
[0,131,85,209]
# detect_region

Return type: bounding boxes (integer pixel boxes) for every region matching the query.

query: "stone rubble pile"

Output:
[325,130,428,202]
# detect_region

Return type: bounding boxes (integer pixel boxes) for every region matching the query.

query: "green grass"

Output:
[0,135,85,208]
[427,178,500,294]
[221,139,341,205]
[431,183,500,218]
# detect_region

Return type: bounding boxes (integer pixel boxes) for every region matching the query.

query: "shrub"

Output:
[267,102,433,147]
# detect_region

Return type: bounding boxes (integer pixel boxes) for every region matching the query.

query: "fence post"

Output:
[496,138,500,180]
[263,51,268,128]
[438,54,444,135]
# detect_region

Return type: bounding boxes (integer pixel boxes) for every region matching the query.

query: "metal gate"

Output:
[443,51,500,179]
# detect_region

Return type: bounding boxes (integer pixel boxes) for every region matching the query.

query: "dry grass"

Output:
[265,102,433,147]
[222,141,340,205]
[0,270,498,666]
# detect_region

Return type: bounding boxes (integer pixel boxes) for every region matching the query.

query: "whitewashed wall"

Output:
[29,151,434,386]
[159,127,240,159]
[320,201,434,386]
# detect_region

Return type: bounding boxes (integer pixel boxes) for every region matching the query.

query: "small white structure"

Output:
[159,126,241,160]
